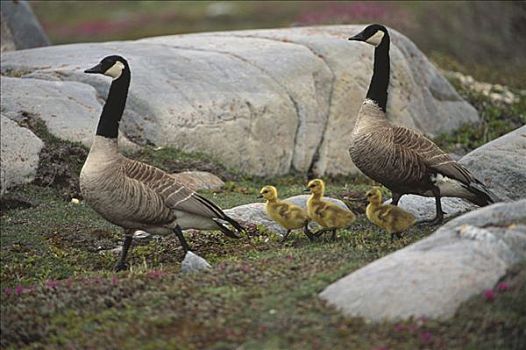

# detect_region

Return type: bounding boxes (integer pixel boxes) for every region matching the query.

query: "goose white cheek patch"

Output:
[366,31,385,47]
[104,61,125,79]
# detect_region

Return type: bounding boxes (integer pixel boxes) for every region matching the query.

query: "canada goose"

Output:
[258,185,312,242]
[306,179,356,240]
[365,187,416,241]
[348,24,498,224]
[80,55,243,271]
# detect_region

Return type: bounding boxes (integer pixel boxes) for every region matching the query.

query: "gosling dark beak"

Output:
[348,32,365,41]
[257,194,263,199]
[84,63,104,74]
[304,188,310,193]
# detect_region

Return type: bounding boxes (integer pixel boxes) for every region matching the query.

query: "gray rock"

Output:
[0,25,478,176]
[0,76,138,150]
[391,126,526,221]
[319,200,526,322]
[0,115,44,195]
[171,171,225,192]
[0,0,49,51]
[180,251,212,273]
[224,194,349,235]
[460,125,526,201]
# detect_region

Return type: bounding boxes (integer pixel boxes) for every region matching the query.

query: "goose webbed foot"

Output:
[313,228,335,240]
[390,232,402,241]
[114,261,129,272]
[417,191,445,226]
[303,224,315,242]
[173,225,191,253]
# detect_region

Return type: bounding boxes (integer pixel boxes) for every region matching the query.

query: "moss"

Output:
[2,175,524,349]
[434,78,525,154]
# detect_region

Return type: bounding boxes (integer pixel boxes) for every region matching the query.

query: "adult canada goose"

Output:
[348,24,498,224]
[80,55,243,271]
[258,185,312,242]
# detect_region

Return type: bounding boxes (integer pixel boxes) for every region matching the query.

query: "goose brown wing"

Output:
[123,159,221,218]
[391,126,474,185]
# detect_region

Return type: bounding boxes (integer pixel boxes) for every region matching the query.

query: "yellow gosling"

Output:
[259,186,312,242]
[366,187,416,241]
[306,179,356,240]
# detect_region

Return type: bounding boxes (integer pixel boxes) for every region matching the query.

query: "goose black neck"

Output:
[96,70,130,139]
[366,33,390,112]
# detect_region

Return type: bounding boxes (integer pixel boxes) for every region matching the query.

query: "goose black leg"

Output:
[391,192,402,206]
[115,230,133,272]
[173,225,190,253]
[281,229,292,243]
[417,188,445,225]
[330,229,337,241]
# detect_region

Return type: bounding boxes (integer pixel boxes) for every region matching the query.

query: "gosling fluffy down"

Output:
[365,187,416,240]
[259,186,312,242]
[306,179,356,239]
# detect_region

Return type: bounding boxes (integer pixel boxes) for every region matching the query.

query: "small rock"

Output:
[133,230,151,239]
[0,115,44,194]
[181,251,211,273]
[70,198,80,204]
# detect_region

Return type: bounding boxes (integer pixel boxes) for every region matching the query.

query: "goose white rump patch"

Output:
[431,173,469,197]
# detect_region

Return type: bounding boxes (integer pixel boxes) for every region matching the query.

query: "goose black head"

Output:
[348,24,388,47]
[84,55,129,79]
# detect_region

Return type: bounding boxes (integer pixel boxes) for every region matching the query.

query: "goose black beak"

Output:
[84,63,104,74]
[348,32,365,41]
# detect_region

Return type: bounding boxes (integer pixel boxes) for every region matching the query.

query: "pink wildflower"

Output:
[4,288,13,296]
[45,280,60,289]
[483,289,496,302]
[147,270,165,279]
[419,331,433,344]
[496,282,509,292]
[393,323,405,332]
[15,285,25,295]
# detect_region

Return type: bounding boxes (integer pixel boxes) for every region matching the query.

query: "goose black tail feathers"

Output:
[463,181,500,207]
[194,193,244,238]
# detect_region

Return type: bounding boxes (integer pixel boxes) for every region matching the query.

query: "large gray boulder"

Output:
[320,200,526,322]
[0,25,478,177]
[224,194,348,235]
[0,115,44,195]
[0,0,49,52]
[394,126,526,221]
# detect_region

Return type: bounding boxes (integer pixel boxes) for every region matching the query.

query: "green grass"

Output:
[434,78,525,155]
[2,176,525,349]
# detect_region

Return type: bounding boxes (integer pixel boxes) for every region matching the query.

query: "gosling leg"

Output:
[114,230,133,272]
[314,228,333,239]
[330,229,337,241]
[173,225,190,253]
[303,222,315,241]
[391,192,403,206]
[390,232,402,242]
[281,229,292,243]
